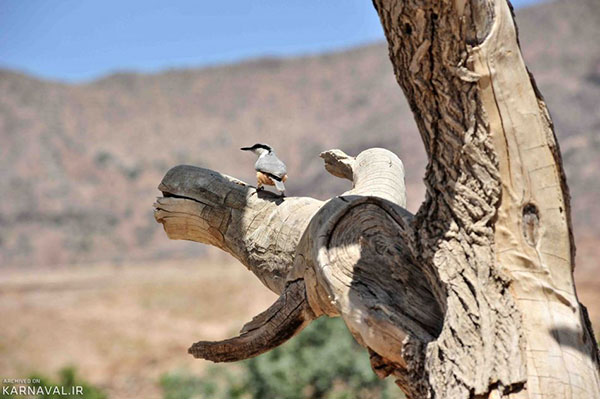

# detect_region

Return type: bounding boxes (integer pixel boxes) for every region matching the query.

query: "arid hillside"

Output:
[0,0,598,273]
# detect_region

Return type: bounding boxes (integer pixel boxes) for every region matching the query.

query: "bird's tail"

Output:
[273,179,285,192]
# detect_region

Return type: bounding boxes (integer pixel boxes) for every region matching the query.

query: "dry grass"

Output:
[0,259,276,399]
[0,258,598,399]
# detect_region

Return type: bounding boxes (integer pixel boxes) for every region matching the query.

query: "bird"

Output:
[241,143,288,196]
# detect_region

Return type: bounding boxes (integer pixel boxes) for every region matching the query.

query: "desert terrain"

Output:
[0,260,277,398]
[0,259,598,399]
[0,0,599,397]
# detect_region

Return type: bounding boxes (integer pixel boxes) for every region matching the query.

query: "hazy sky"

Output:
[0,0,544,82]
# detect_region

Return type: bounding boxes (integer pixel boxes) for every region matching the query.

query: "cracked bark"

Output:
[154,0,600,398]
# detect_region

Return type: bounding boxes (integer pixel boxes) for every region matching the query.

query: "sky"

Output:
[0,0,544,83]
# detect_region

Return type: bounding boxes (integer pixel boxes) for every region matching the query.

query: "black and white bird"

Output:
[241,143,288,196]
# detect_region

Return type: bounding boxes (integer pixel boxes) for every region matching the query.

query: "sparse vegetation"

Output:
[94,151,113,167]
[161,318,400,399]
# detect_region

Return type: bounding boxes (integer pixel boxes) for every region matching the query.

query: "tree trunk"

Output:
[153,0,600,398]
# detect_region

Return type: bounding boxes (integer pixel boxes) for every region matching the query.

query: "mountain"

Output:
[1,0,598,273]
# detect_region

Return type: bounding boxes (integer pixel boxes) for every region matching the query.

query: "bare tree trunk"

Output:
[154,0,600,398]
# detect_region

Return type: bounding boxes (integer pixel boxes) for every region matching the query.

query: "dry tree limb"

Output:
[154,166,322,294]
[155,149,443,372]
[188,279,314,362]
[155,0,600,397]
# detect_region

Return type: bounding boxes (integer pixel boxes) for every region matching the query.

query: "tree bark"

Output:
[154,0,600,398]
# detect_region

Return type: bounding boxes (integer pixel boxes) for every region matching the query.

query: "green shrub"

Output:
[160,371,217,399]
[161,367,247,399]
[161,317,401,399]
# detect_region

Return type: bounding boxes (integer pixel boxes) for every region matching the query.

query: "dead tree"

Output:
[154,0,600,397]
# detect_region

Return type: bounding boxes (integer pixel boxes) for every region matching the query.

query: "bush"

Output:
[161,371,219,399]
[161,317,401,399]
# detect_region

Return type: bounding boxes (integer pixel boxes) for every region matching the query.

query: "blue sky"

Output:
[0,0,543,82]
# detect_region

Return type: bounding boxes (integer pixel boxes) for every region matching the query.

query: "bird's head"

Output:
[240,143,273,156]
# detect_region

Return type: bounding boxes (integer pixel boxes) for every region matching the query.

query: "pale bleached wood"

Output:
[321,148,407,207]
[154,149,444,368]
[154,165,323,294]
[471,1,600,397]
[371,0,600,397]
[154,0,600,397]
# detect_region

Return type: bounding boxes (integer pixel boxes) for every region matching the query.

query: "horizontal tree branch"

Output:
[154,165,322,294]
[154,148,443,372]
[188,279,315,362]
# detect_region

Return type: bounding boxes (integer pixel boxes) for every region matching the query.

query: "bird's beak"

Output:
[240,147,252,151]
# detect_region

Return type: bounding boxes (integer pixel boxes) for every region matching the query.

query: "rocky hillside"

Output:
[1,0,598,271]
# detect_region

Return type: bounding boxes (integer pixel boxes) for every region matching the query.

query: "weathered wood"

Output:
[321,148,407,206]
[371,0,600,397]
[188,279,315,362]
[471,2,600,397]
[155,149,444,370]
[154,166,322,294]
[154,0,600,397]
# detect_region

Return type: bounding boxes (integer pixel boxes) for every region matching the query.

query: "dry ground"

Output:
[0,260,276,399]
[0,259,598,399]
